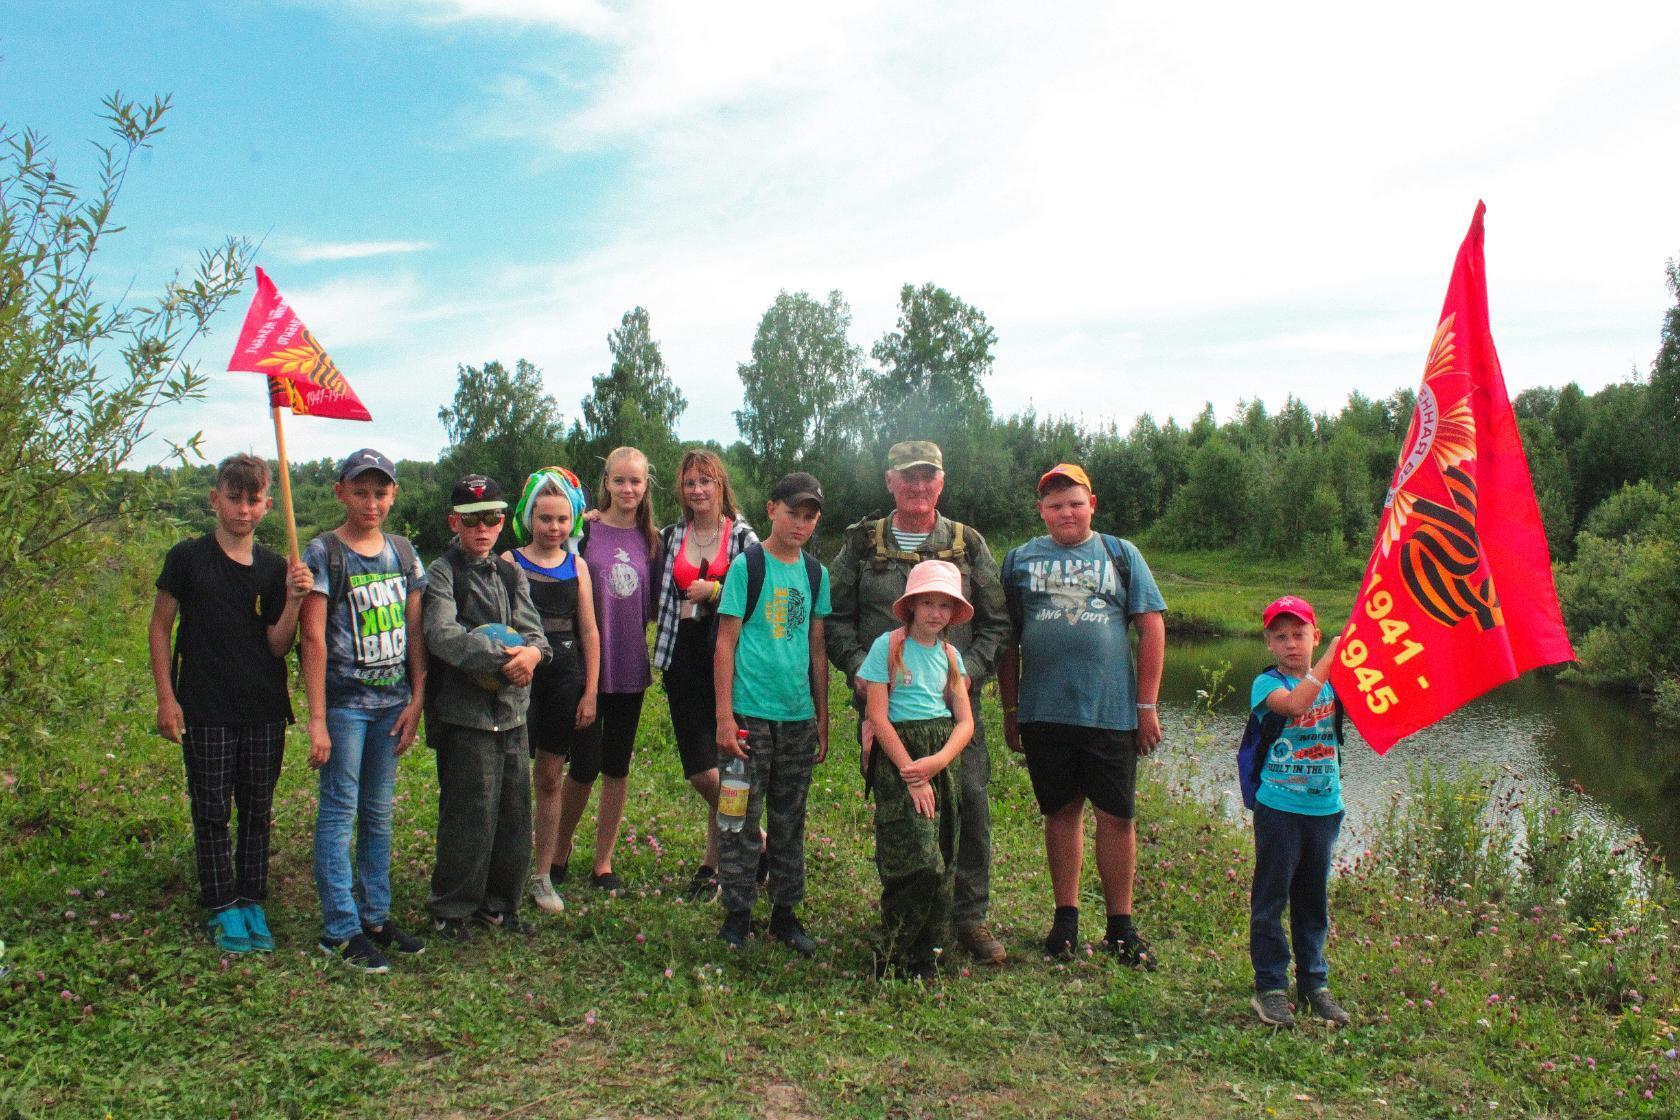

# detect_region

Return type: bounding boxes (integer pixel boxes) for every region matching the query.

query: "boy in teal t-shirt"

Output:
[713,472,831,955]
[1248,595,1350,1029]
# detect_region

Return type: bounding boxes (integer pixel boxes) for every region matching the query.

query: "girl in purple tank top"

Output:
[553,447,661,894]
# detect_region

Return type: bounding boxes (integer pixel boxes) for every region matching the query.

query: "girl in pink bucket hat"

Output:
[855,559,975,980]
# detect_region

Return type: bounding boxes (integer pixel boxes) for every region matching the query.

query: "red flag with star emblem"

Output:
[226,267,371,421]
[1332,203,1573,754]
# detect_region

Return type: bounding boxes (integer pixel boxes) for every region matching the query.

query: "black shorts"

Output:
[527,639,600,758]
[568,690,644,783]
[663,617,719,778]
[1019,722,1139,819]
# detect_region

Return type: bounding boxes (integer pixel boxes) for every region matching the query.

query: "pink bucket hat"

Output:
[892,559,975,627]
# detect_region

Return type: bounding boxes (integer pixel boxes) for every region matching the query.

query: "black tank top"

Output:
[513,549,579,633]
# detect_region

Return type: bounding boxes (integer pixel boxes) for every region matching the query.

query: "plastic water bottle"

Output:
[718,732,750,833]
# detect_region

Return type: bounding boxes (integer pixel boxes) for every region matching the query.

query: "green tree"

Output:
[865,282,997,450]
[735,290,864,482]
[0,94,251,706]
[1646,257,1680,486]
[417,358,568,552]
[570,307,687,492]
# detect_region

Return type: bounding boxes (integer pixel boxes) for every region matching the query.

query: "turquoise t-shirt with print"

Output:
[1249,671,1344,816]
[718,549,832,721]
[857,631,968,723]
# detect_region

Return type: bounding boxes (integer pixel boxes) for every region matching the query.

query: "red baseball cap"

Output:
[1262,595,1317,629]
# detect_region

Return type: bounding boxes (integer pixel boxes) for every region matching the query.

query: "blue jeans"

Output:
[1250,802,1343,993]
[314,704,404,941]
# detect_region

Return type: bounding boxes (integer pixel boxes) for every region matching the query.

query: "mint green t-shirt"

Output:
[857,631,967,722]
[718,549,832,721]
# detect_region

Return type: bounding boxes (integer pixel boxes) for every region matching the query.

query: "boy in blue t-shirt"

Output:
[1248,595,1350,1028]
[713,472,831,955]
[998,464,1167,968]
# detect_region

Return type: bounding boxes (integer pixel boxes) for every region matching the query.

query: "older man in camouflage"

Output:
[826,440,1012,965]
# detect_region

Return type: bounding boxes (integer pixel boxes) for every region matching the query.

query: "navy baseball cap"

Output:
[337,448,397,484]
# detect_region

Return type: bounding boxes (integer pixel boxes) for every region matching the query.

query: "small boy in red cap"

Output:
[1246,595,1349,1028]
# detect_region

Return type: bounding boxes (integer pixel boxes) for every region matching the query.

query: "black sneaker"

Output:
[363,919,425,956]
[431,916,475,945]
[1101,929,1158,971]
[471,908,536,936]
[1044,915,1079,960]
[318,933,390,973]
[769,911,817,957]
[719,909,751,949]
[590,871,625,895]
[1302,987,1350,1026]
[684,866,720,903]
[1253,989,1295,1027]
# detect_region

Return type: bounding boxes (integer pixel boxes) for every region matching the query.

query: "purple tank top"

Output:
[581,521,654,694]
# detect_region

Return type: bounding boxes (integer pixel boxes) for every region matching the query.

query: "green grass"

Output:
[1147,547,1360,635]
[2,553,1677,1118]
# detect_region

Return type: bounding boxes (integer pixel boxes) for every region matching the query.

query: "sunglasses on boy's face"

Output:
[457,512,504,528]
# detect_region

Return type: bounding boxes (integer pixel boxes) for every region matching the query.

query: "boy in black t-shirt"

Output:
[148,454,311,953]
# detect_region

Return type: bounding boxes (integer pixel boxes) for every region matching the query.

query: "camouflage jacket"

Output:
[824,512,1009,686]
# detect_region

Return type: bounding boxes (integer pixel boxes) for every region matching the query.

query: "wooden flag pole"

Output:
[271,404,302,563]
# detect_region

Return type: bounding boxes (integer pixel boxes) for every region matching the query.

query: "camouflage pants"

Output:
[872,718,961,969]
[857,682,990,929]
[719,716,818,914]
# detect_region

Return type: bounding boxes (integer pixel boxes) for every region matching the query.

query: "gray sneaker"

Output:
[1252,989,1295,1027]
[1303,987,1350,1026]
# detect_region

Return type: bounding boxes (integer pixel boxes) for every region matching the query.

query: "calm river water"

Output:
[1160,637,1680,859]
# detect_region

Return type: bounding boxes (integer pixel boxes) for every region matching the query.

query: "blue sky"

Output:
[7,1,1680,466]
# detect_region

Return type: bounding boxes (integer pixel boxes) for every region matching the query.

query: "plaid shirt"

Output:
[652,516,759,671]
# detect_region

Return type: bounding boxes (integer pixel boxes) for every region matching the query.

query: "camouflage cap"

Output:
[886,440,943,472]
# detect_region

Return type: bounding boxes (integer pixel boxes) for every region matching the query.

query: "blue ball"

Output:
[471,623,525,690]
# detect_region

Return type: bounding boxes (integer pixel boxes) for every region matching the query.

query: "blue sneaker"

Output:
[209,907,252,953]
[239,903,275,952]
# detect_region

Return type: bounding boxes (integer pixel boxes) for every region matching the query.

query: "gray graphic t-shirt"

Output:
[304,533,427,709]
[1005,534,1166,730]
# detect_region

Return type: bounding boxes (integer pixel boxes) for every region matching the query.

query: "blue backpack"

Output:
[1237,666,1344,811]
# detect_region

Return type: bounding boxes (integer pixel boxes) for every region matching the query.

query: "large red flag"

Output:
[226,267,371,421]
[1332,202,1573,754]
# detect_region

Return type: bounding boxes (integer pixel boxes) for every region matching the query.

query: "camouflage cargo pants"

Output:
[719,716,818,914]
[872,717,961,969]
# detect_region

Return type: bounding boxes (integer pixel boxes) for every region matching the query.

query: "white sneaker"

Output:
[530,874,565,914]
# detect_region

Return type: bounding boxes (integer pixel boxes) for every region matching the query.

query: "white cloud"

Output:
[181,1,1680,466]
[282,240,434,263]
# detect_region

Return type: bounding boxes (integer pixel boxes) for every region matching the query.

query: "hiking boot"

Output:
[1252,989,1295,1027]
[958,924,1007,965]
[530,874,565,915]
[684,866,720,904]
[319,933,390,974]
[431,916,475,945]
[237,903,274,952]
[769,910,817,957]
[590,871,625,895]
[1101,929,1158,972]
[719,909,751,949]
[209,907,252,954]
[1302,987,1350,1026]
[1043,913,1079,960]
[472,908,535,936]
[363,919,425,955]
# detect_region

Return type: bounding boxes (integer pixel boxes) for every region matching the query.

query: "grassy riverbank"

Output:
[1146,548,1359,636]
[2,554,1677,1118]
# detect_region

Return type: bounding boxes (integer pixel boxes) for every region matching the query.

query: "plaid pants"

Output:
[181,722,287,911]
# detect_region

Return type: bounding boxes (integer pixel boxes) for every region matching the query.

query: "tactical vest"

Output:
[864,516,969,572]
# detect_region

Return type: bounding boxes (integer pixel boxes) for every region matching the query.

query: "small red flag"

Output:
[226,267,371,421]
[1332,203,1573,754]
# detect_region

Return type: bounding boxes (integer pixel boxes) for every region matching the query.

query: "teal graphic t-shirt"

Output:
[1249,672,1344,816]
[718,550,831,721]
[857,631,967,722]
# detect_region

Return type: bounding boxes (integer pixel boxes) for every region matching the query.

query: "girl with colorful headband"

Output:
[504,467,600,915]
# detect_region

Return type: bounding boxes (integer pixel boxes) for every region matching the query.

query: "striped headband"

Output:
[513,466,589,546]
